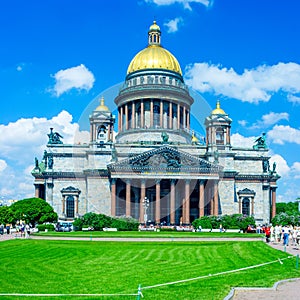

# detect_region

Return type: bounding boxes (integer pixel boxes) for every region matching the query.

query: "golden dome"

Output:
[191,132,199,143]
[96,97,110,112]
[149,20,160,31]
[127,45,182,75]
[212,100,226,115]
[127,21,182,76]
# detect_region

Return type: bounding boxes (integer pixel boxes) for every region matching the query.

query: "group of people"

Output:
[0,223,31,238]
[265,224,300,248]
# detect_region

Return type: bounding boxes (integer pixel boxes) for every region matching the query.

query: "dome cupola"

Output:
[127,21,182,76]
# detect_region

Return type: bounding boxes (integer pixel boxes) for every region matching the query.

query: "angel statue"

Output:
[253,132,267,149]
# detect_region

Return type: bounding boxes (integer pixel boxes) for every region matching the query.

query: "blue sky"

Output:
[0,0,300,203]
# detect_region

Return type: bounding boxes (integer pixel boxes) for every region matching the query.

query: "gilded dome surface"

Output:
[96,97,110,112]
[127,45,182,75]
[211,100,226,115]
[127,21,182,76]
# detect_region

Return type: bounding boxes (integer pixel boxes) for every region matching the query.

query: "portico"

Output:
[108,146,222,225]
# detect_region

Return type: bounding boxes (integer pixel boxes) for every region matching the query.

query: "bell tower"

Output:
[89,97,115,145]
[205,100,232,154]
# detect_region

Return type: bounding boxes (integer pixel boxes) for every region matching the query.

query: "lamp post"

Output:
[142,197,149,225]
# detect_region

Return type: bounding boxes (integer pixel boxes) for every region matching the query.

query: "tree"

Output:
[276,202,298,215]
[10,198,58,226]
[0,206,14,225]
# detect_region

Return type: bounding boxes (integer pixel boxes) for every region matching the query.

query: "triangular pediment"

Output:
[108,145,222,174]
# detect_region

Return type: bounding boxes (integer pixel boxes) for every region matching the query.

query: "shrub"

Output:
[192,216,212,229]
[37,224,55,231]
[75,213,139,231]
[192,214,256,231]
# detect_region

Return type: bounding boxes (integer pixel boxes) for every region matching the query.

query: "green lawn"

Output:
[0,239,298,300]
[35,230,263,238]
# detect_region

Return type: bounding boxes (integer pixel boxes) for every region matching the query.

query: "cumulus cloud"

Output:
[164,17,183,33]
[52,64,95,97]
[269,154,290,177]
[145,0,212,10]
[250,112,289,129]
[185,62,300,103]
[267,125,300,145]
[231,133,255,148]
[0,111,89,200]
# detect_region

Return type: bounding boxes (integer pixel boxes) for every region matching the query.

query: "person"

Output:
[25,224,30,239]
[265,226,271,243]
[282,225,289,246]
[0,223,4,235]
[6,224,10,235]
[20,224,25,237]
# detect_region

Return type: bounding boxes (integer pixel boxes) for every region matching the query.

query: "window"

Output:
[242,198,250,216]
[216,127,224,145]
[66,196,75,218]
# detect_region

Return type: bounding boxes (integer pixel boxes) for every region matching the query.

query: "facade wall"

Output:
[86,177,111,215]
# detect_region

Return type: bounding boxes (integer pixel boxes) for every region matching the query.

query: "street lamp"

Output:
[142,197,150,225]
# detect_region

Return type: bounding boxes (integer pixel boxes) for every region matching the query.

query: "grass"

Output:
[35,230,263,238]
[0,239,299,300]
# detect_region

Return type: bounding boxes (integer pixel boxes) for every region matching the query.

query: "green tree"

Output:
[10,198,58,226]
[0,206,14,225]
[276,201,298,215]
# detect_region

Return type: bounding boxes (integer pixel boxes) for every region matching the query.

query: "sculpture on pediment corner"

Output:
[270,161,277,175]
[47,128,63,144]
[161,131,169,143]
[35,157,39,169]
[253,132,267,150]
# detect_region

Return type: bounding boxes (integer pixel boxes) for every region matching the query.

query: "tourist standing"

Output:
[282,225,289,246]
[265,226,271,243]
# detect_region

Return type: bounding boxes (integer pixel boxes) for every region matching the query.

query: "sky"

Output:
[0,0,300,204]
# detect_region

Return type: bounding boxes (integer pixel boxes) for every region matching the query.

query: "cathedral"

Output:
[32,21,280,226]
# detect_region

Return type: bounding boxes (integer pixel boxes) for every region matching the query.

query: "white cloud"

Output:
[267,125,300,145]
[16,65,22,71]
[250,112,289,129]
[291,162,300,179]
[164,17,183,33]
[0,159,7,172]
[185,62,300,103]
[231,133,254,148]
[287,94,300,104]
[0,111,90,200]
[269,154,290,177]
[238,120,247,127]
[52,64,95,97]
[145,0,212,10]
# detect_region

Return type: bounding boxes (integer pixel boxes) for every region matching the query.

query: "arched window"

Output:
[242,198,250,216]
[66,196,75,218]
[216,127,224,145]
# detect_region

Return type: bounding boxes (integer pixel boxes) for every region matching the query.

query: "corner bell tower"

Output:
[89,97,115,145]
[205,100,232,154]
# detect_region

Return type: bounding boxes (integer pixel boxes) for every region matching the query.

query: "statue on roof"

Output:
[161,131,169,143]
[47,128,63,144]
[253,132,267,150]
